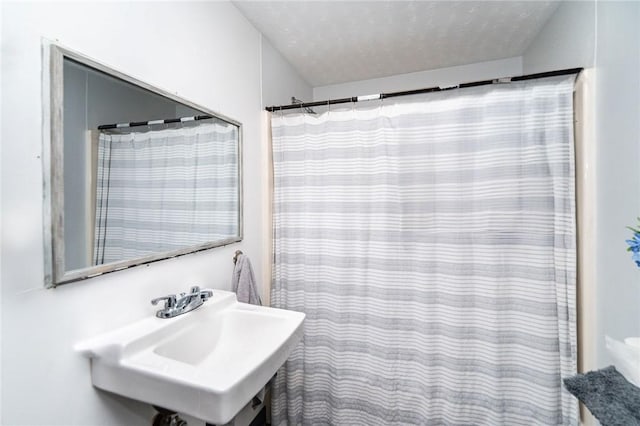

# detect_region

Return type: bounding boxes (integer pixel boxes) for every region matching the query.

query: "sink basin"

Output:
[76,290,305,424]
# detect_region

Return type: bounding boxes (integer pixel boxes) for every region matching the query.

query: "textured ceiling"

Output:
[233,1,560,87]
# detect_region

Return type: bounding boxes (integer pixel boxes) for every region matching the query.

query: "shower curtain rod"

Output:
[265,67,583,112]
[97,114,214,130]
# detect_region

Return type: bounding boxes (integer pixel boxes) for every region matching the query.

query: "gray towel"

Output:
[231,254,262,305]
[564,366,640,426]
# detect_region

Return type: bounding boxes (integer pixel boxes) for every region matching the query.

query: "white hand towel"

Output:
[231,254,262,305]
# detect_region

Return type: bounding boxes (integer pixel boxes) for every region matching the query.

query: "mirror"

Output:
[46,45,242,286]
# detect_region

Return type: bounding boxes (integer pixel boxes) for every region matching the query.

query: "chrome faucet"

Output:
[151,286,214,319]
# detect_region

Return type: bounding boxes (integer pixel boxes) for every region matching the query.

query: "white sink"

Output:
[76,290,305,424]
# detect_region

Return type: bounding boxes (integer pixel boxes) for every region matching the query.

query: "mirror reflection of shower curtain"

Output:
[93,123,238,265]
[270,76,578,425]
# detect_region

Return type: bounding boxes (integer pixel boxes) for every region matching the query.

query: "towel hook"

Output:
[233,250,243,264]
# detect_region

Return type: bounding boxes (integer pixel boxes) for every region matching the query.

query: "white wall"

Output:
[313,57,522,101]
[592,1,640,365]
[524,0,640,369]
[260,36,313,107]
[522,1,596,74]
[0,2,266,425]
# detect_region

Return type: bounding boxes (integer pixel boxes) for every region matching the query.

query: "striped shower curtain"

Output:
[270,76,577,425]
[94,122,238,265]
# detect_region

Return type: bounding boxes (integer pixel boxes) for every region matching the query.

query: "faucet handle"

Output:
[151,295,177,308]
[187,285,212,301]
[199,289,213,301]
